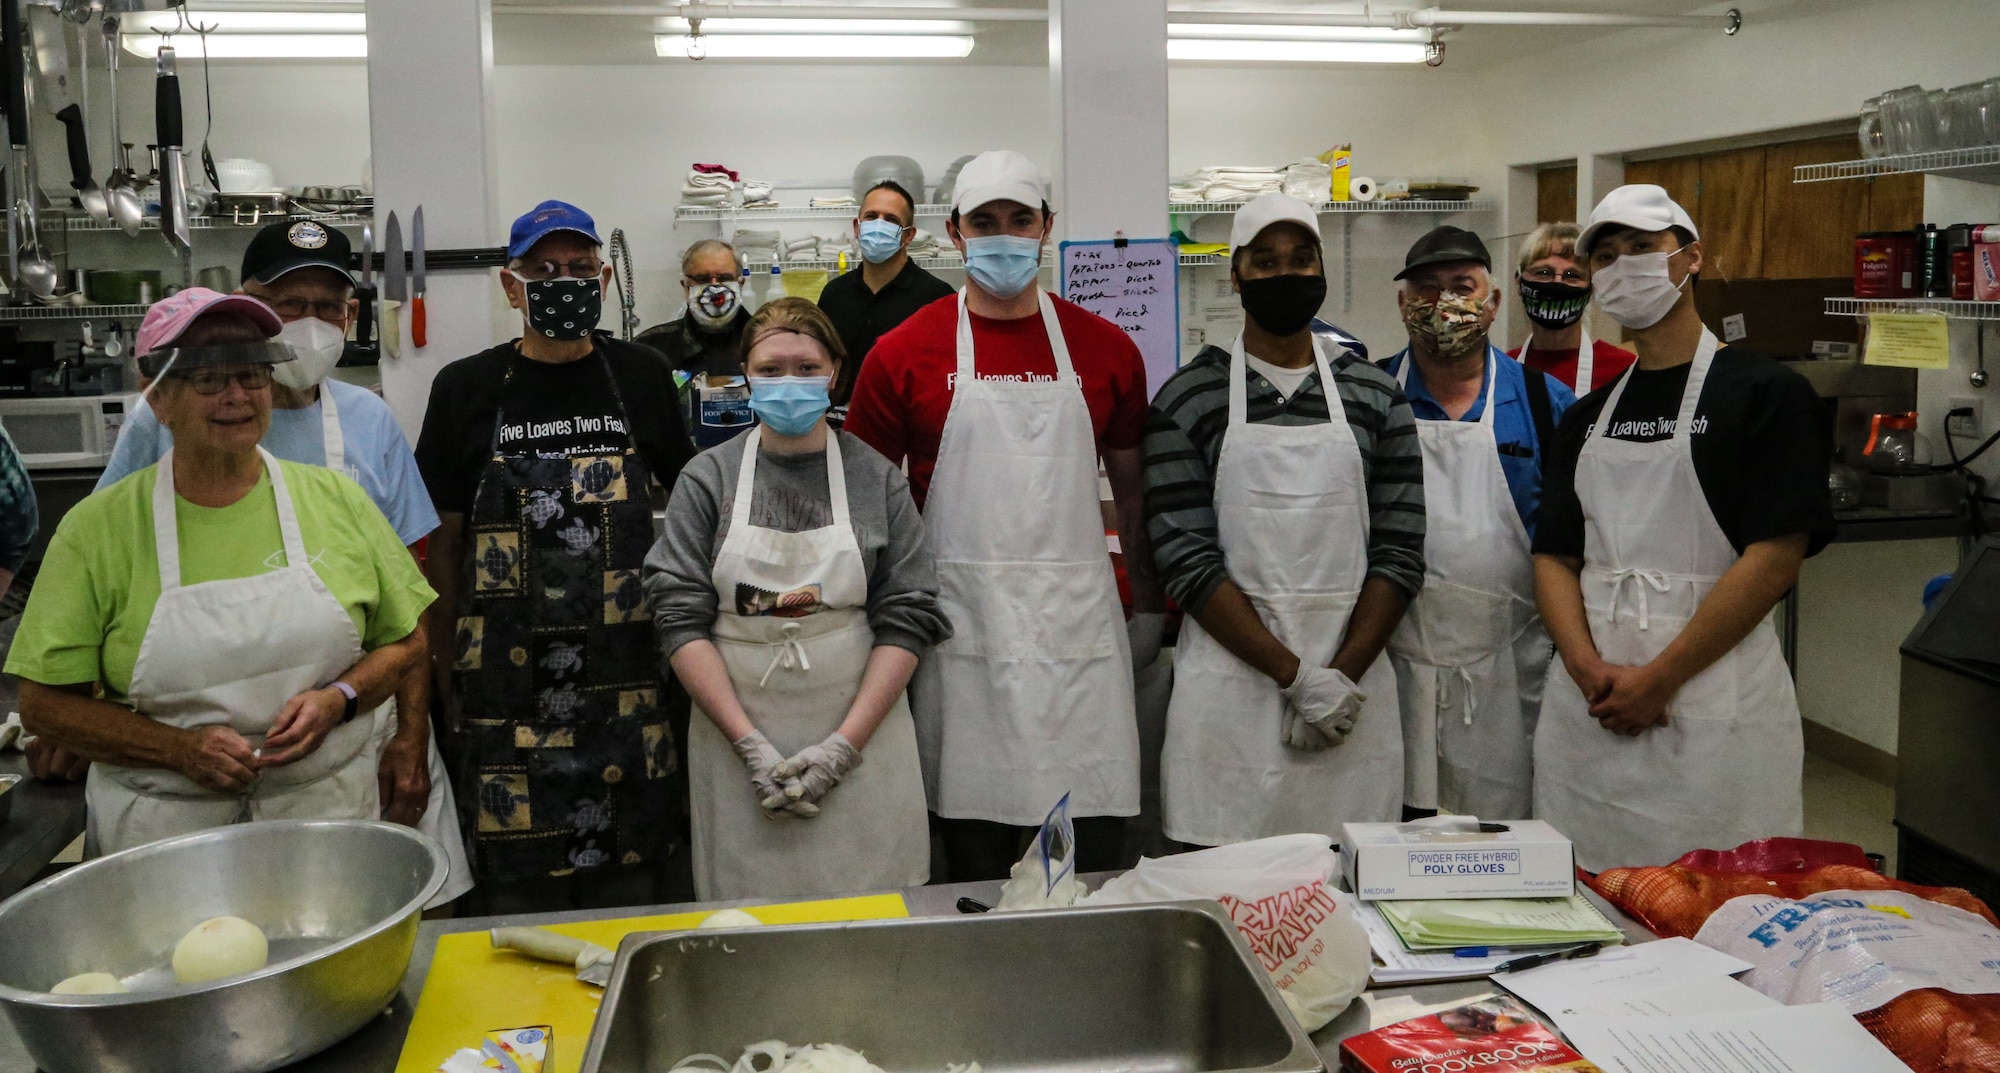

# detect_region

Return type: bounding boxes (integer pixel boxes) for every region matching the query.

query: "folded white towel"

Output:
[686,171,736,188]
[808,196,858,209]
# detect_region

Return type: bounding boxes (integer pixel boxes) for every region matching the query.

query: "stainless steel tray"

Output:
[580,901,1321,1073]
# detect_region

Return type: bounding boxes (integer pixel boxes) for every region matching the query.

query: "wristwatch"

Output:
[329,681,360,724]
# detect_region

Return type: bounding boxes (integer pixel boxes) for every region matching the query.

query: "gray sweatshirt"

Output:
[643,430,953,659]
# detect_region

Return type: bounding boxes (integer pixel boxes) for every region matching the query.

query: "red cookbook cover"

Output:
[1339,996,1604,1073]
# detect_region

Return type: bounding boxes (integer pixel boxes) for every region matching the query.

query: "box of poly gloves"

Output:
[1340,817,1574,901]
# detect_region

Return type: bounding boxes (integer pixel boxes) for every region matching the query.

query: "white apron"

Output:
[86,448,386,856]
[1532,331,1803,871]
[912,291,1139,825]
[689,428,930,900]
[1518,325,1596,393]
[1388,348,1549,819]
[320,386,473,906]
[1159,335,1402,847]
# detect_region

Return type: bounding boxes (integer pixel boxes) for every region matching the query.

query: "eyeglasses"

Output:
[512,258,604,281]
[1522,266,1589,285]
[179,366,274,395]
[262,295,350,322]
[685,272,738,287]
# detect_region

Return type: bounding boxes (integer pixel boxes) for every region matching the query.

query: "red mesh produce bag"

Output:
[1584,838,2000,1072]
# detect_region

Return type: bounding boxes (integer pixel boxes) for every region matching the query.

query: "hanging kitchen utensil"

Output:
[381,209,404,359]
[410,204,426,348]
[609,227,638,340]
[100,17,141,236]
[3,0,54,299]
[155,43,193,265]
[31,7,106,222]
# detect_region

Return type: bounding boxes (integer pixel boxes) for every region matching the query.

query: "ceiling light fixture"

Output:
[654,33,973,59]
[655,18,974,36]
[133,11,367,34]
[120,33,368,59]
[1166,23,1426,42]
[1166,38,1427,63]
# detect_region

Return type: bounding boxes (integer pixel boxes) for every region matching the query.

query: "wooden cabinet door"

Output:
[1623,156,1699,211]
[1764,137,1869,279]
[1866,172,1925,232]
[1695,147,1766,281]
[1537,165,1577,224]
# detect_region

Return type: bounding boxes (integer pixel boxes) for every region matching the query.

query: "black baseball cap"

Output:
[1394,225,1491,281]
[241,219,355,287]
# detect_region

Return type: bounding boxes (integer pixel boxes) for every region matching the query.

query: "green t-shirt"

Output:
[5,459,436,704]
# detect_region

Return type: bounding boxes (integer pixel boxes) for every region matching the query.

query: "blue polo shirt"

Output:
[1381,343,1574,537]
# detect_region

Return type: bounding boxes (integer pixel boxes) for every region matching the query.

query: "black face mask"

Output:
[522,277,603,341]
[1238,273,1328,337]
[1517,276,1590,330]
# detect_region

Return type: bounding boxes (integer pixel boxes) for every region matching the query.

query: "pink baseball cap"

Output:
[136,287,285,357]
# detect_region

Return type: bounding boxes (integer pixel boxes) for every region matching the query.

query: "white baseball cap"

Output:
[1577,184,1699,256]
[1229,192,1322,254]
[951,150,1048,215]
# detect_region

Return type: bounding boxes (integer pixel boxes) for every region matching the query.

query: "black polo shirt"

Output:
[817,259,956,399]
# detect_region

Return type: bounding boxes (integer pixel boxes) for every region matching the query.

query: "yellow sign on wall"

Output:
[1863,312,1951,371]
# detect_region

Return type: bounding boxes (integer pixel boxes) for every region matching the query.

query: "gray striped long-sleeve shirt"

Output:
[1142,344,1426,615]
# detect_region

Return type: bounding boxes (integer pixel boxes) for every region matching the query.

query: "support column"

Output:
[1500,164,1541,348]
[1048,0,1168,243]
[1576,153,1626,346]
[365,0,500,440]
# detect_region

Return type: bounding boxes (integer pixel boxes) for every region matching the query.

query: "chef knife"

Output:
[490,926,613,987]
[155,45,191,255]
[382,210,404,359]
[29,9,103,221]
[354,222,376,353]
[410,204,427,348]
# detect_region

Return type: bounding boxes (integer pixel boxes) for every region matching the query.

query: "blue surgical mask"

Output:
[749,375,832,437]
[962,234,1042,298]
[857,219,907,264]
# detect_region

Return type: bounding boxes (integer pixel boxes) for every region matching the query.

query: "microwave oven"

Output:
[0,393,140,470]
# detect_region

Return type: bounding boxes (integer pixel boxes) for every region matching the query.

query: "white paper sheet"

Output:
[1561,1003,1909,1073]
[1494,937,1775,1033]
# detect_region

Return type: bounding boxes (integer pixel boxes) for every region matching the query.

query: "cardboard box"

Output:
[1341,819,1575,901]
[1974,243,2000,302]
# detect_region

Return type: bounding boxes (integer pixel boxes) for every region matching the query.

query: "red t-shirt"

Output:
[1507,337,1638,395]
[844,293,1150,509]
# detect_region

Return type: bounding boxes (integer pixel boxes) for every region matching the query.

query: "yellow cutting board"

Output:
[394,893,909,1073]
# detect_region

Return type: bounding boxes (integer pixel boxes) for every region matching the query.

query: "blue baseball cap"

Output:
[507,200,601,260]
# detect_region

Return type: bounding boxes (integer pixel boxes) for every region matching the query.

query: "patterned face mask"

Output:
[1517,276,1591,329]
[1401,290,1489,358]
[516,275,602,341]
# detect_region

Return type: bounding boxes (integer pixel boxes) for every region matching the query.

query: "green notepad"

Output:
[1377,894,1625,951]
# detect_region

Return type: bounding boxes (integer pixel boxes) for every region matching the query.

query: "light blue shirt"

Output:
[1381,343,1575,538]
[96,378,440,547]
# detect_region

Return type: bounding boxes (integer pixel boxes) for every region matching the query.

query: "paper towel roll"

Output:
[1351,177,1378,202]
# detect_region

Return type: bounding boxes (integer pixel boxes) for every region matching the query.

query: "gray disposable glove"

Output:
[1281,706,1335,752]
[1281,666,1365,739]
[731,729,818,818]
[1127,612,1167,673]
[773,732,861,807]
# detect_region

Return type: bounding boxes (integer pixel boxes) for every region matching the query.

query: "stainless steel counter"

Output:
[0,753,85,903]
[0,874,1651,1072]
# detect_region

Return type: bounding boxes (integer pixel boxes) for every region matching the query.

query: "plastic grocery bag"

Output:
[995,794,1080,911]
[1281,158,1333,203]
[1084,834,1370,1031]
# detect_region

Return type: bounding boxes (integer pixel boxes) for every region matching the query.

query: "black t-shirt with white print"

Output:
[1534,346,1835,560]
[415,335,692,515]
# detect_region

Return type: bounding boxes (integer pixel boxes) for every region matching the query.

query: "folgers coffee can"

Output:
[1854,232,1916,297]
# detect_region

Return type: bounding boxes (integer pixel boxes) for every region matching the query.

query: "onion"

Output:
[171,916,269,984]
[50,972,127,995]
[685,1040,976,1073]
[698,909,764,930]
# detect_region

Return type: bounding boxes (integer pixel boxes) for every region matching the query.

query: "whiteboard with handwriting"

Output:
[1058,238,1181,399]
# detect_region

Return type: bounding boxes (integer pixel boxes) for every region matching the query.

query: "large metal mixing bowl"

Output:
[0,819,447,1073]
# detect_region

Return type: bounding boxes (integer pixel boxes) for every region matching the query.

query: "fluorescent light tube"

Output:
[656,18,974,35]
[122,33,367,59]
[1167,38,1426,63]
[134,11,367,34]
[654,34,973,59]
[1167,23,1426,43]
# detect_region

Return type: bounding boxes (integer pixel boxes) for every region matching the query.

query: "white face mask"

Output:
[272,317,347,390]
[1591,246,1691,330]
